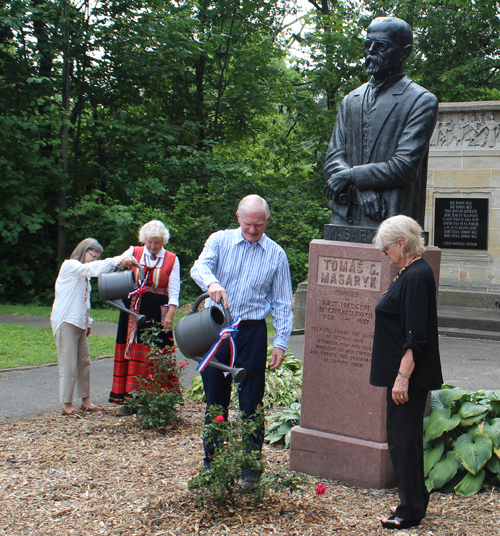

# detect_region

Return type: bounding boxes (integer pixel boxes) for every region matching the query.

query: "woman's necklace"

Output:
[383,256,421,294]
[392,255,421,283]
[144,252,161,269]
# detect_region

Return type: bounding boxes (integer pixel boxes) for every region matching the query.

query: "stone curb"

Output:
[0,354,113,374]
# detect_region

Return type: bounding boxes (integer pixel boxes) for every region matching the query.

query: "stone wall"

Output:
[426,101,500,294]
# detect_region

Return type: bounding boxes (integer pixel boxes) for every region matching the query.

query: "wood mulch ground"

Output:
[1,399,499,536]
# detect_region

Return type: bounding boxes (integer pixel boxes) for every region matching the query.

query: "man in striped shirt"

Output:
[190,194,293,490]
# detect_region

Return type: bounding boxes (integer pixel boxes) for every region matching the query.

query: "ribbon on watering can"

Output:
[196,317,242,376]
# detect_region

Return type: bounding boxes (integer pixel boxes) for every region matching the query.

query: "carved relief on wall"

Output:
[430,111,500,150]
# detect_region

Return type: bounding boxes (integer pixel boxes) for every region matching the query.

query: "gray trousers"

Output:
[54,322,91,403]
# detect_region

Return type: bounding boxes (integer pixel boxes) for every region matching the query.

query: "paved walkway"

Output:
[1,315,500,422]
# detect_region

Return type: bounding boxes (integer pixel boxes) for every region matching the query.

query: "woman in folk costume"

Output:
[109,220,181,412]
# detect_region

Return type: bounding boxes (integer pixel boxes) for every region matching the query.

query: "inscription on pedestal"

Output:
[309,323,373,370]
[324,224,377,243]
[317,256,381,291]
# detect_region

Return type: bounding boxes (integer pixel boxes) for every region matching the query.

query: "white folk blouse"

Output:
[50,256,126,335]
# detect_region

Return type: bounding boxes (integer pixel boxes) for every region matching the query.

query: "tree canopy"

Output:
[1,0,499,304]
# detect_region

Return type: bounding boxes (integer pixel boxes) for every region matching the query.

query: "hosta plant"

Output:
[265,402,301,448]
[424,385,500,496]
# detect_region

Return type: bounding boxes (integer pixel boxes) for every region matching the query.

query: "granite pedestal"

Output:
[289,239,441,489]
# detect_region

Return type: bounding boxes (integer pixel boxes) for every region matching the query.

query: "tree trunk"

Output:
[58,0,70,261]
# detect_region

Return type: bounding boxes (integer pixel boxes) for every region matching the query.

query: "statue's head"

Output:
[365,17,413,81]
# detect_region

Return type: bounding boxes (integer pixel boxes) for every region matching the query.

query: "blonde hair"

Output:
[138,220,170,244]
[373,215,425,257]
[70,238,103,263]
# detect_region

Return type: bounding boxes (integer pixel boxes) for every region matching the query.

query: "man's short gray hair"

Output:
[373,215,425,257]
[237,195,270,218]
[138,220,170,244]
[70,238,103,263]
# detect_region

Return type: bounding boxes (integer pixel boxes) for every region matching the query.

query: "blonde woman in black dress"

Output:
[371,215,443,530]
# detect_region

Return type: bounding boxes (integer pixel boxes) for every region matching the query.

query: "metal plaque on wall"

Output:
[434,198,489,250]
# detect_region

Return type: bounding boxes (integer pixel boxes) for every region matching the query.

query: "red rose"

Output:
[316,483,326,495]
[214,415,225,422]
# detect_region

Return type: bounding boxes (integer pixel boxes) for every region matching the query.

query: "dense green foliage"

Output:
[2,0,500,304]
[424,385,500,496]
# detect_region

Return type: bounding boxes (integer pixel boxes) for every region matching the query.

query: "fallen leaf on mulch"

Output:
[0,400,499,535]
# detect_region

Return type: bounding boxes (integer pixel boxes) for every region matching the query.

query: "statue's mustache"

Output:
[366,55,381,66]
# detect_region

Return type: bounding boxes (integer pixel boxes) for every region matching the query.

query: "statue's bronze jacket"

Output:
[324,75,438,228]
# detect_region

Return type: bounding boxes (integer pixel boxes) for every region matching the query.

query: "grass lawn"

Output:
[0,304,276,333]
[0,324,116,369]
[0,303,120,323]
[0,303,276,369]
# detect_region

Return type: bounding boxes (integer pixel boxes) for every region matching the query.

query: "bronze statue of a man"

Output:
[323,17,438,238]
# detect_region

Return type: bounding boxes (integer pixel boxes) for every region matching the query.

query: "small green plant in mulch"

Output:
[424,385,500,496]
[188,405,308,506]
[124,325,186,428]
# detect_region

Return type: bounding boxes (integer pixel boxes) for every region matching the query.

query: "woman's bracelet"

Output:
[398,371,411,378]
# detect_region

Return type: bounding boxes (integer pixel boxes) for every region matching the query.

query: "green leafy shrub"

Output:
[125,326,185,428]
[265,402,301,448]
[188,405,308,506]
[424,385,500,496]
[263,351,302,408]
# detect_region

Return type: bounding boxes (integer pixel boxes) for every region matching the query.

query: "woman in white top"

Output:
[50,238,135,415]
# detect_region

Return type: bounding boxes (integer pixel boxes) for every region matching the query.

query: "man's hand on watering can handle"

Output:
[207,282,229,309]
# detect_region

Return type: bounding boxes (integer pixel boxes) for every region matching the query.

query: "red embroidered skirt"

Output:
[109,292,177,404]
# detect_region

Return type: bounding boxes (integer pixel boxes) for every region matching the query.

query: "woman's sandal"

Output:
[80,404,103,412]
[62,407,82,416]
[381,515,421,530]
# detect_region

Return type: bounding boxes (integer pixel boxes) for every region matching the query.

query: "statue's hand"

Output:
[357,190,387,221]
[323,170,352,200]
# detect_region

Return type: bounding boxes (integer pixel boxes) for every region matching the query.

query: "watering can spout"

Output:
[108,299,146,326]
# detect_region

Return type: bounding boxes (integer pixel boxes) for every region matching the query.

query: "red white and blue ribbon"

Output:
[196,317,241,376]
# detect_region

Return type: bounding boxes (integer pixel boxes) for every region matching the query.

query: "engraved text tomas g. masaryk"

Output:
[317,256,381,292]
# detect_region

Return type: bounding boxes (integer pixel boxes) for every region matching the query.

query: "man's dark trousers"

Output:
[201,319,267,477]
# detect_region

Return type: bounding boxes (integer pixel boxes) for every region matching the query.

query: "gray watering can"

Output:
[98,264,147,326]
[174,293,246,383]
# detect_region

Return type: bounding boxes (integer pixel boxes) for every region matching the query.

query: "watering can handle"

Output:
[190,293,232,324]
[132,261,145,281]
[111,261,145,281]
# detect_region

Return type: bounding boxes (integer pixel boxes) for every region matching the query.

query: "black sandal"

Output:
[381,515,421,530]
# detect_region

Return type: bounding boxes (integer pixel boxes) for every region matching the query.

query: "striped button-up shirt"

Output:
[190,228,293,350]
